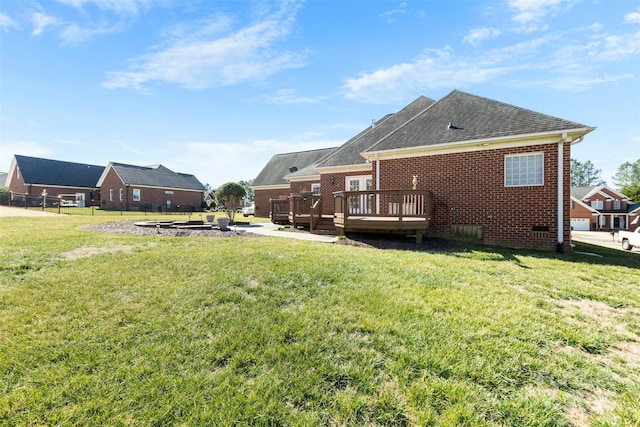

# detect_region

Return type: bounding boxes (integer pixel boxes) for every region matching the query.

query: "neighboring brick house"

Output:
[252,147,336,218]
[6,155,104,207]
[259,90,596,252]
[97,162,205,212]
[571,185,639,231]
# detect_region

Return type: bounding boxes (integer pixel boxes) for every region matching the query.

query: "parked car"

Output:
[242,204,255,217]
[618,228,640,250]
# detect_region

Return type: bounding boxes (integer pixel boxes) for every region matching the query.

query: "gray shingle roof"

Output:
[571,186,595,200]
[14,155,104,188]
[317,96,437,168]
[367,90,591,152]
[109,163,204,191]
[253,147,336,186]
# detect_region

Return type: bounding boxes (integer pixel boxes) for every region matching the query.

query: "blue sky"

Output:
[1,0,638,188]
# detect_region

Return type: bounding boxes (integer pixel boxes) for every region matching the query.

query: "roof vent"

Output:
[448,121,462,130]
[289,166,298,173]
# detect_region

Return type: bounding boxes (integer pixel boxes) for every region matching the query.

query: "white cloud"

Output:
[464,28,501,46]
[624,9,640,24]
[507,0,566,24]
[59,21,126,45]
[58,0,154,15]
[529,73,634,92]
[380,2,407,22]
[0,13,17,31]
[343,47,513,103]
[263,89,321,105]
[103,1,306,90]
[31,12,58,37]
[165,136,341,186]
[343,23,640,102]
[0,142,55,171]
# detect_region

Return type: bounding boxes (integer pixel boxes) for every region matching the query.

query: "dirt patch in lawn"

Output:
[63,243,157,260]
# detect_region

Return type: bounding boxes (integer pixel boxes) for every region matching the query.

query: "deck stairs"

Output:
[311,216,338,235]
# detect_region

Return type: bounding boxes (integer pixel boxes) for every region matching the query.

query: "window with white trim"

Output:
[109,189,113,202]
[119,188,123,202]
[591,200,604,209]
[613,199,621,210]
[133,188,141,202]
[505,153,543,187]
[311,183,321,195]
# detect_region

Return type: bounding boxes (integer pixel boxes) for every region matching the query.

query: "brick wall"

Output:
[100,169,202,211]
[377,143,571,251]
[319,172,365,215]
[254,188,288,218]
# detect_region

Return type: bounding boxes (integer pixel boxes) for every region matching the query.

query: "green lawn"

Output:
[1,216,639,426]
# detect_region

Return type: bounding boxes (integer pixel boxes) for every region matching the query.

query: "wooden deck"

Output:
[270,194,322,228]
[334,190,434,243]
[270,190,434,243]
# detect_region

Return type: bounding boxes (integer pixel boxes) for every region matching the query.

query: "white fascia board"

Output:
[287,174,320,182]
[362,127,595,162]
[127,184,203,192]
[583,185,628,201]
[253,184,290,191]
[571,196,598,213]
[96,163,114,187]
[5,157,18,187]
[314,164,372,175]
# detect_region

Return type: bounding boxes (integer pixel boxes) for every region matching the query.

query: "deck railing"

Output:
[270,198,289,223]
[270,194,321,225]
[334,189,434,221]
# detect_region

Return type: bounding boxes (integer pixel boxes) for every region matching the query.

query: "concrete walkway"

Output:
[236,222,339,243]
[0,206,58,217]
[571,230,639,253]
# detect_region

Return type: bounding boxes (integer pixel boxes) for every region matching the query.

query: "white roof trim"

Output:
[571,196,598,213]
[253,184,290,191]
[362,127,594,161]
[314,163,372,175]
[583,185,630,201]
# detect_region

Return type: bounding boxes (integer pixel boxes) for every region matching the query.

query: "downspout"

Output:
[558,135,584,252]
[375,153,380,213]
[557,142,564,253]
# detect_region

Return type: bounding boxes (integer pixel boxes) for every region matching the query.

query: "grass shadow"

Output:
[337,233,639,270]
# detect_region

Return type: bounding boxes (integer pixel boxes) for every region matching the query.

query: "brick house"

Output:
[571,185,639,231]
[252,147,336,218]
[259,90,596,252]
[6,155,104,207]
[97,162,205,212]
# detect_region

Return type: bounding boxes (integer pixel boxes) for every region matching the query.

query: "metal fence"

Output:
[4,193,201,216]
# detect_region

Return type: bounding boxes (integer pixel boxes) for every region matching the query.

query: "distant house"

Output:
[252,147,336,218]
[6,155,104,207]
[571,185,639,231]
[256,90,596,251]
[97,162,205,212]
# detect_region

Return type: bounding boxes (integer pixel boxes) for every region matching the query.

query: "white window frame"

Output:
[119,188,123,202]
[346,175,373,214]
[109,189,113,202]
[133,188,141,202]
[311,183,321,195]
[504,152,544,187]
[591,200,604,210]
[613,199,621,210]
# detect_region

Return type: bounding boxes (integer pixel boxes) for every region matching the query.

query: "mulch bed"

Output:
[82,221,454,251]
